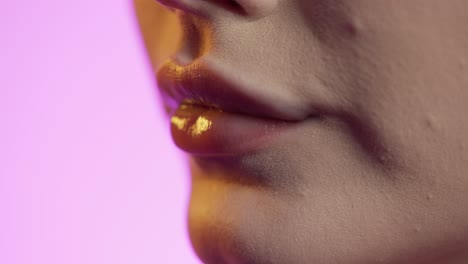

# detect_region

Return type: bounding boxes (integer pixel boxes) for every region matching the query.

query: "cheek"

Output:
[298,0,468,228]
[305,0,468,175]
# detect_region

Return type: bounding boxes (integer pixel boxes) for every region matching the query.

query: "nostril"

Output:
[155,0,244,16]
[211,0,278,18]
[155,0,277,19]
[203,0,277,18]
[226,0,240,7]
[202,0,246,16]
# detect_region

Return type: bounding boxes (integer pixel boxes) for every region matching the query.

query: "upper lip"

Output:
[156,57,310,121]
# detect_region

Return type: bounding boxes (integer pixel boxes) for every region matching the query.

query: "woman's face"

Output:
[135,0,468,263]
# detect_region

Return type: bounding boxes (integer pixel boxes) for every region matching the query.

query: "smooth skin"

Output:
[134,0,468,263]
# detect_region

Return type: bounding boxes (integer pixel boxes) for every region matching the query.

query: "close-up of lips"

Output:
[4,0,468,263]
[157,57,317,156]
[135,0,468,263]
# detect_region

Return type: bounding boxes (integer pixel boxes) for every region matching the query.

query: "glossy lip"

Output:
[157,57,311,121]
[156,57,315,155]
[169,103,297,155]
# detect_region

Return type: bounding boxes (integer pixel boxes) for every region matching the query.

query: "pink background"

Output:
[0,1,199,263]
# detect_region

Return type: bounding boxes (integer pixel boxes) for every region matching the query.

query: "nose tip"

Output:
[155,0,278,19]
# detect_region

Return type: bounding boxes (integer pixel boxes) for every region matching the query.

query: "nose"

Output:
[155,0,278,19]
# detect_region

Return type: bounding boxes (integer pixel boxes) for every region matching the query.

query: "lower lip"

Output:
[170,104,296,156]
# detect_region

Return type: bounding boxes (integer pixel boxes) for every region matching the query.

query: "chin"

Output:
[185,155,468,264]
[187,165,267,264]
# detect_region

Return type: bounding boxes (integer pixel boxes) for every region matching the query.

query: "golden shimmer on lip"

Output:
[171,116,189,130]
[190,116,212,136]
[171,115,212,137]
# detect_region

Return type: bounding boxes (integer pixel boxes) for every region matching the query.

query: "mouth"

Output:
[156,57,315,156]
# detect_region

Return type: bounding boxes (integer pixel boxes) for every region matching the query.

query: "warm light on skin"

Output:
[133,0,181,68]
[135,0,468,263]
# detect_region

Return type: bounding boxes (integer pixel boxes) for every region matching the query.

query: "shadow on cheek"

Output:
[298,0,361,47]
